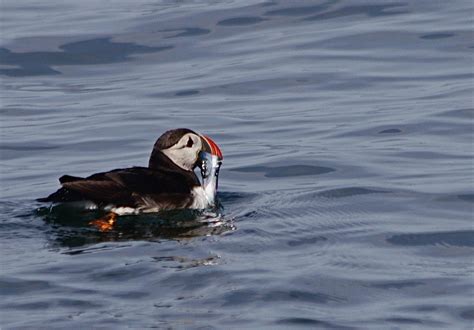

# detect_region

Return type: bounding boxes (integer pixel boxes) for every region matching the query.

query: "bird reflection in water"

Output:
[36,204,235,249]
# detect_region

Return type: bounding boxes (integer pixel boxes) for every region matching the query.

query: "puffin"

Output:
[37,128,223,230]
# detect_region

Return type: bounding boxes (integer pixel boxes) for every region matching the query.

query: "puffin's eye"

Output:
[186,137,194,148]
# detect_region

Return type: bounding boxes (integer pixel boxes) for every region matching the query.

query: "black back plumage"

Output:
[37,150,201,207]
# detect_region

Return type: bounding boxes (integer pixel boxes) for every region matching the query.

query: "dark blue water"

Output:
[1,0,473,328]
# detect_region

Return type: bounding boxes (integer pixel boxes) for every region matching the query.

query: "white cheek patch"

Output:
[161,133,202,171]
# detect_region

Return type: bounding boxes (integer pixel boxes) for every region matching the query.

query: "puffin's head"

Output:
[149,128,223,171]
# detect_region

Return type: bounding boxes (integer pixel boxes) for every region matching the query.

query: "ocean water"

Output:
[1,0,473,328]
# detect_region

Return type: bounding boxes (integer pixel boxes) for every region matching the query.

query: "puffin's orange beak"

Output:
[200,135,223,160]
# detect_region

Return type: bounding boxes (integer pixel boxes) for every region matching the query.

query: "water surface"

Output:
[1,0,473,328]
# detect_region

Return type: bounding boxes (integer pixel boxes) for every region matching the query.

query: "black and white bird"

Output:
[37,128,223,229]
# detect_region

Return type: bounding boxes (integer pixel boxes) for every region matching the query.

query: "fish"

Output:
[199,151,222,207]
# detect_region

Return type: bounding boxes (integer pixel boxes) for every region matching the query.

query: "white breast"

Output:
[110,206,139,215]
[189,186,214,209]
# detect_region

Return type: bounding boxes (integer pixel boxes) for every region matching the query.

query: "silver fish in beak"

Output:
[199,135,223,207]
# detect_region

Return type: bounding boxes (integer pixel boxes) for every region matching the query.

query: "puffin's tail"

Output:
[36,175,85,202]
[36,196,52,202]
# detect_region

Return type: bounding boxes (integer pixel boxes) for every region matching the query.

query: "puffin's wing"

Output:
[61,179,132,205]
[39,167,191,205]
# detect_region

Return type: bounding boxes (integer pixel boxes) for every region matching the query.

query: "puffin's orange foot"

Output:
[89,212,117,232]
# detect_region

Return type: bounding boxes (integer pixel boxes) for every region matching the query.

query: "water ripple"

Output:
[1,0,473,328]
[387,230,474,247]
